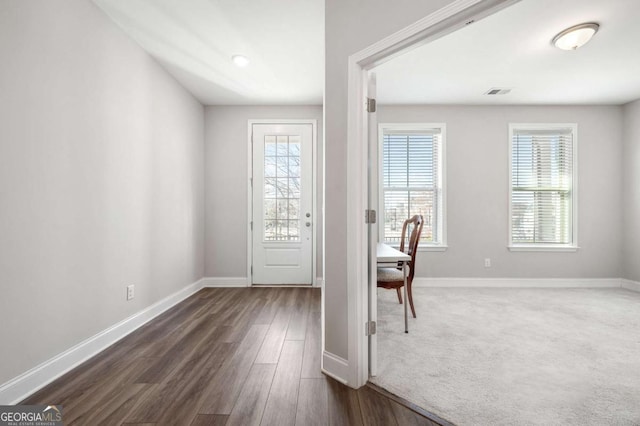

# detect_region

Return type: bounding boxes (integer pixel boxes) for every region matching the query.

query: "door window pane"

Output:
[289,141,301,156]
[264,135,301,241]
[265,156,276,177]
[288,220,300,239]
[288,200,300,219]
[289,155,300,177]
[264,199,276,220]
[264,178,276,198]
[288,178,301,198]
[265,136,277,156]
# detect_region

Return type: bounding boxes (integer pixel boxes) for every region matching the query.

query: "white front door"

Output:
[251,123,313,285]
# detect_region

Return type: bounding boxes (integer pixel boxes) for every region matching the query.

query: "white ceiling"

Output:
[93,0,324,105]
[93,0,640,106]
[376,0,640,105]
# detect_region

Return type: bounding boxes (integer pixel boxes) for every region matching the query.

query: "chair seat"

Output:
[377,266,409,282]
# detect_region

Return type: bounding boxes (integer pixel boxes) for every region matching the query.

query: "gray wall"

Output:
[204,106,323,279]
[0,0,205,385]
[379,105,623,278]
[325,0,455,362]
[622,99,640,281]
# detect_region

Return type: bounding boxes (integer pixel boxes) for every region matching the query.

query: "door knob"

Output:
[306,213,311,217]
[305,222,311,227]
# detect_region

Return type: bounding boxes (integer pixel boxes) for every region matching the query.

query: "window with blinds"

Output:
[509,124,577,248]
[380,125,445,246]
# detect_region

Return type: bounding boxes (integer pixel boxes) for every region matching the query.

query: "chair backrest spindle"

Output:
[398,215,424,282]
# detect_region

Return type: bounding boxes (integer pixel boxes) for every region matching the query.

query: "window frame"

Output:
[508,123,579,252]
[378,123,447,251]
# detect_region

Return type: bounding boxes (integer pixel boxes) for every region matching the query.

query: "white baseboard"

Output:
[321,351,349,384]
[0,278,205,405]
[202,277,320,288]
[201,277,249,287]
[412,277,622,288]
[621,279,640,292]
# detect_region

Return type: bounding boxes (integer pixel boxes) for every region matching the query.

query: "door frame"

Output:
[247,119,318,287]
[345,0,520,387]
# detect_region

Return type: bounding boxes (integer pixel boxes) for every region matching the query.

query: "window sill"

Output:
[420,245,448,252]
[508,245,579,252]
[388,244,448,252]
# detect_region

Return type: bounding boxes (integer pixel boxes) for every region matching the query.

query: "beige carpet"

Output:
[370,287,640,426]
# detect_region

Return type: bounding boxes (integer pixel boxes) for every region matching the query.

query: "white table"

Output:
[376,243,411,333]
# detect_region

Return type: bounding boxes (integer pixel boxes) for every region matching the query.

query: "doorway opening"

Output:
[346,0,519,388]
[349,0,640,425]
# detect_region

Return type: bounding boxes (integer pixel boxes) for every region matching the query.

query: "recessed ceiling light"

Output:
[552,23,599,50]
[232,55,250,67]
[484,87,512,95]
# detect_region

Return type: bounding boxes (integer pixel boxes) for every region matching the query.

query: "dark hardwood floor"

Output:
[23,287,442,425]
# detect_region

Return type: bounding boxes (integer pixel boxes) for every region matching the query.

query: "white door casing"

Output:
[367,72,378,377]
[251,123,314,285]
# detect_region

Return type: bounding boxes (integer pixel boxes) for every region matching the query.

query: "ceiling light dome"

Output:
[552,23,599,50]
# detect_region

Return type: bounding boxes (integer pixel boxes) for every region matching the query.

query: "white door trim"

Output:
[247,119,318,286]
[345,0,520,387]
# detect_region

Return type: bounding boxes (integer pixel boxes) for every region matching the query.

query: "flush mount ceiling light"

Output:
[552,23,599,50]
[232,55,250,67]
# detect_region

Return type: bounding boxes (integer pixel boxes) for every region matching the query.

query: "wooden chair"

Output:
[377,215,424,318]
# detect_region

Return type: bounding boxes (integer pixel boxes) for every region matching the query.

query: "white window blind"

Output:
[510,126,575,246]
[382,129,443,245]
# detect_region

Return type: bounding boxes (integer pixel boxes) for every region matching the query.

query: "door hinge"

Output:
[365,321,377,336]
[366,97,376,113]
[251,266,253,275]
[250,221,253,230]
[365,209,376,224]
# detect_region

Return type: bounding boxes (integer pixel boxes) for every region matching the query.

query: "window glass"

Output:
[381,127,444,246]
[510,125,576,247]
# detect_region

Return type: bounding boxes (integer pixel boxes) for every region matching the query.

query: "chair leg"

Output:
[396,288,403,304]
[407,283,416,318]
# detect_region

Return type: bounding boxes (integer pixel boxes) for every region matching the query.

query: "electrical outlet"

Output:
[127,284,135,301]
[484,258,491,268]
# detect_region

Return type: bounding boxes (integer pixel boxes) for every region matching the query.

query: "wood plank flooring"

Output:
[22,287,442,426]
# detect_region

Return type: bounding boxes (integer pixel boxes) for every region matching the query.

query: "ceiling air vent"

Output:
[485,88,512,95]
